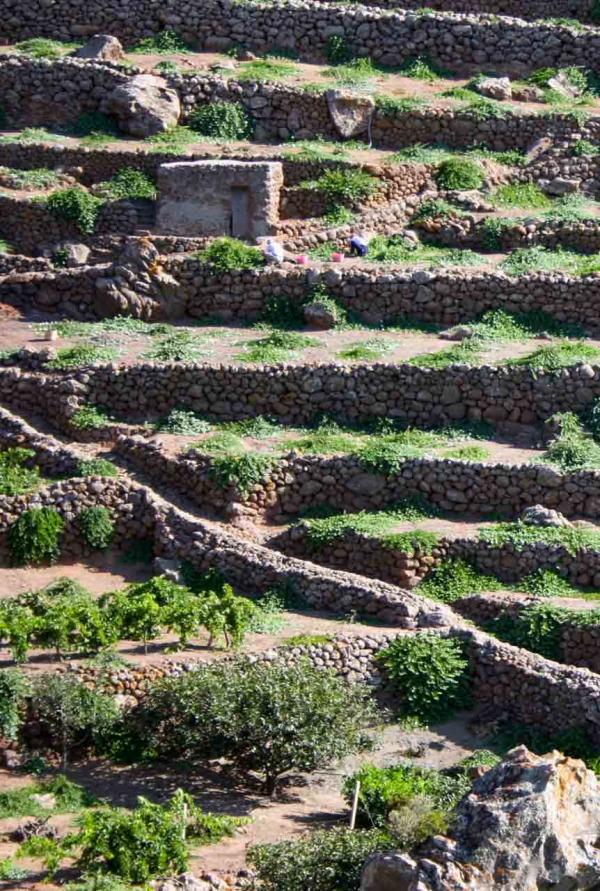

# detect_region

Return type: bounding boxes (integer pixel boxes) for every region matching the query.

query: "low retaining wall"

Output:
[115,436,600,521]
[4,1,600,76]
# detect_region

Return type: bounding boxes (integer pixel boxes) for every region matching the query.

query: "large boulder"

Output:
[106,74,181,137]
[521,503,572,527]
[74,33,124,62]
[326,89,375,139]
[361,747,600,891]
[474,76,512,101]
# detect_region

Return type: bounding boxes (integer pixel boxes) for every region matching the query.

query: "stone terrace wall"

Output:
[4,1,600,75]
[115,436,600,521]
[80,362,600,427]
[6,259,600,331]
[0,57,132,127]
[0,405,81,477]
[318,0,596,22]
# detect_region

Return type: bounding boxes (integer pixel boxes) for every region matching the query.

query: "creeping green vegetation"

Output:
[535,412,600,471]
[236,330,319,363]
[78,790,244,882]
[70,404,113,430]
[281,633,334,648]
[283,137,351,162]
[442,444,489,461]
[45,187,103,235]
[78,506,115,550]
[0,128,64,145]
[508,341,600,371]
[435,158,484,190]
[417,559,504,604]
[145,126,199,152]
[98,167,157,201]
[492,182,552,210]
[0,775,97,819]
[326,35,353,65]
[156,408,212,434]
[188,100,254,139]
[141,330,208,363]
[479,520,600,554]
[500,246,600,276]
[571,139,600,156]
[302,506,439,553]
[378,634,471,723]
[197,236,264,271]
[519,568,582,599]
[76,458,120,478]
[362,236,484,269]
[15,38,81,58]
[236,57,299,82]
[301,168,378,209]
[249,828,392,891]
[398,55,447,81]
[323,57,379,89]
[131,29,192,53]
[46,344,119,370]
[0,448,40,496]
[337,338,396,361]
[0,166,62,190]
[487,602,600,661]
[409,339,482,369]
[8,507,64,565]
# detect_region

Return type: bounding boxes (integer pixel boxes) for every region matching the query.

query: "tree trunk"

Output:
[264,773,278,798]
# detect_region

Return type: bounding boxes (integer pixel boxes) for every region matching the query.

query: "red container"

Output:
[331,252,344,262]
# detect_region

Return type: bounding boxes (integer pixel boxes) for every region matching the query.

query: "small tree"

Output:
[139,659,377,796]
[199,584,257,648]
[8,507,64,565]
[29,673,119,767]
[0,669,29,741]
[102,587,162,655]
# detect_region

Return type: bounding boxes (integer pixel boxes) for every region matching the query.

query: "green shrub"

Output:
[378,634,471,723]
[519,568,576,598]
[208,453,276,496]
[479,520,600,554]
[188,101,254,140]
[156,409,212,434]
[0,448,40,496]
[488,603,567,660]
[249,827,391,891]
[100,167,157,200]
[304,168,378,208]
[45,187,103,235]
[9,507,64,565]
[47,344,118,370]
[435,158,484,191]
[131,29,191,54]
[571,138,600,156]
[196,236,264,271]
[136,659,377,795]
[78,506,115,550]
[15,38,79,59]
[71,404,113,430]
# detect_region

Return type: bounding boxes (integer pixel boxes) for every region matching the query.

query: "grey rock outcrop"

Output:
[474,76,512,100]
[303,300,338,329]
[106,74,181,137]
[361,747,600,891]
[326,89,375,139]
[521,503,572,527]
[74,34,124,62]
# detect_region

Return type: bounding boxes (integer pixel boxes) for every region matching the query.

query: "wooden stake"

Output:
[350,780,361,830]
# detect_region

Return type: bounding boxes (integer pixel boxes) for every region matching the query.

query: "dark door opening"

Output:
[230,186,251,239]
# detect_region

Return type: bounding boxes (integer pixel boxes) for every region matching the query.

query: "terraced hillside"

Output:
[2,4,600,890]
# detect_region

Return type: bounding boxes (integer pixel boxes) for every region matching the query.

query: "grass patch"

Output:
[0,775,97,819]
[130,29,192,54]
[442,444,489,461]
[479,520,600,554]
[508,340,600,371]
[417,558,504,604]
[236,57,298,82]
[534,412,600,470]
[500,245,600,276]
[0,128,64,145]
[145,126,199,152]
[70,405,113,430]
[365,236,485,268]
[0,166,62,190]
[15,38,80,59]
[409,339,482,369]
[236,330,319,363]
[336,338,396,361]
[323,57,379,89]
[281,634,334,648]
[0,448,40,496]
[398,56,447,82]
[156,409,212,434]
[76,458,119,478]
[141,331,209,363]
[303,508,439,553]
[492,183,552,210]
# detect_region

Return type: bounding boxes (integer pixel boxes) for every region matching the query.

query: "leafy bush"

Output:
[196,237,264,271]
[0,669,28,741]
[237,329,319,363]
[342,761,469,828]
[9,507,64,565]
[492,182,551,209]
[378,634,471,723]
[520,568,576,598]
[131,29,191,53]
[509,340,600,371]
[435,158,484,191]
[100,167,157,200]
[479,520,600,554]
[136,659,377,795]
[208,453,276,496]
[0,447,39,495]
[249,827,391,891]
[304,169,378,208]
[78,507,115,550]
[538,413,600,470]
[188,101,254,140]
[488,603,567,660]
[71,404,113,430]
[156,408,212,434]
[47,344,118,369]
[45,187,103,235]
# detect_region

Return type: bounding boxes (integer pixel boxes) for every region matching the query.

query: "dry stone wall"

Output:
[4,1,600,75]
